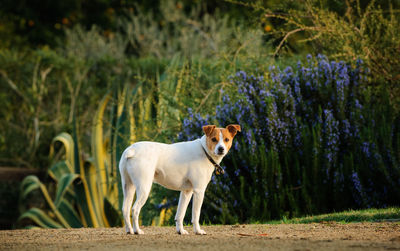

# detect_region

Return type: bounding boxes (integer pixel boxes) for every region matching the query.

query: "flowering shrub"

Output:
[178,55,400,223]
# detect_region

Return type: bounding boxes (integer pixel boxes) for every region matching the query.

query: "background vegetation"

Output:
[0,0,399,228]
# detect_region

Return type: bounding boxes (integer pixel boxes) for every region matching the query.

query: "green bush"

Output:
[260,0,400,110]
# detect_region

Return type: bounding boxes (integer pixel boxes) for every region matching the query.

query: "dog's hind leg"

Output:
[175,190,193,235]
[131,184,151,234]
[119,151,136,234]
[124,151,156,235]
[121,173,135,234]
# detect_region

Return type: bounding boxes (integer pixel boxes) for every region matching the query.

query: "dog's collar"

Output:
[201,146,224,175]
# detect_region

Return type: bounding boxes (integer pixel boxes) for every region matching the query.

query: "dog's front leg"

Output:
[192,189,206,235]
[175,190,193,235]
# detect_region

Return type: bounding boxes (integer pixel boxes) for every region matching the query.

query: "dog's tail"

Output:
[119,148,135,173]
[125,148,135,159]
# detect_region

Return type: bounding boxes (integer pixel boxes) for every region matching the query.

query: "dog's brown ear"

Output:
[202,125,216,136]
[226,124,241,137]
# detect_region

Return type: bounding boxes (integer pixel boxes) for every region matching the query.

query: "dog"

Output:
[119,124,241,235]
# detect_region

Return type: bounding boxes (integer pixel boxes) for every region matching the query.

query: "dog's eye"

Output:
[212,137,217,142]
[225,138,230,142]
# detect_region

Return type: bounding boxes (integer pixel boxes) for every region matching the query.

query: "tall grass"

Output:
[0,1,272,170]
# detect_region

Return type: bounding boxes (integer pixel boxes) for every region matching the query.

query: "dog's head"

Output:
[202,124,241,156]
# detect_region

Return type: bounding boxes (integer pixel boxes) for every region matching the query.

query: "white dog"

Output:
[119,124,241,235]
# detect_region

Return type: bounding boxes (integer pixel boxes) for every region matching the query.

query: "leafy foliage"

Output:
[0,0,255,48]
[261,0,400,110]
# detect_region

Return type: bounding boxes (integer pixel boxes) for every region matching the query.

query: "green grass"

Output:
[267,208,400,224]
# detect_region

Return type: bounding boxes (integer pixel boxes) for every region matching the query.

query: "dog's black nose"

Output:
[218,147,224,154]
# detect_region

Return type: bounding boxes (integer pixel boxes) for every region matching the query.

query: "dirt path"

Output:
[1,223,399,250]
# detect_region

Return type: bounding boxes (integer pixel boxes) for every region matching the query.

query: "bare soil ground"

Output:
[1,222,400,251]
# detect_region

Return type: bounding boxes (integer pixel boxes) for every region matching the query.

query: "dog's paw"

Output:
[195,229,207,235]
[178,229,189,235]
[134,229,144,235]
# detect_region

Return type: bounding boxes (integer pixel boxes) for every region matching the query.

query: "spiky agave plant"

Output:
[18,91,127,228]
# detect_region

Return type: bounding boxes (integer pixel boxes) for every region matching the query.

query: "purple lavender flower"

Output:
[177,54,385,221]
[351,171,363,205]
